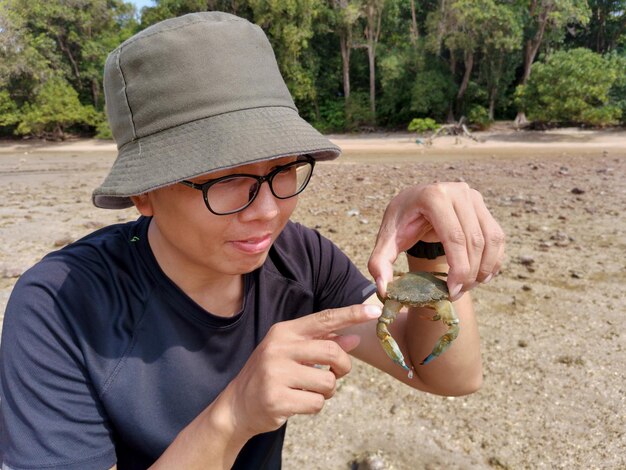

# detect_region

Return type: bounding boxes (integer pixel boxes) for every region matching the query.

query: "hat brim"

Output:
[93,106,340,209]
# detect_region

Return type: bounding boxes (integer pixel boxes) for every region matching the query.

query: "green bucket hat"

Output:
[93,12,340,209]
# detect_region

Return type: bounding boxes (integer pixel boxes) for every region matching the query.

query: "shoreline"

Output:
[1,128,625,156]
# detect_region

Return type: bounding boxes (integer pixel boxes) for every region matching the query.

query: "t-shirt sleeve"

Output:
[294,224,376,311]
[0,265,116,470]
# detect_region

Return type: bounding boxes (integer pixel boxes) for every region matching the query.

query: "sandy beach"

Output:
[1,127,625,469]
[3,125,626,155]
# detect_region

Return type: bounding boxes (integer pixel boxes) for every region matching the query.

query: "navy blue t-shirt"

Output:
[0,217,375,469]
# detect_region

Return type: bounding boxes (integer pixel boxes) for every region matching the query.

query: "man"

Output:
[0,12,504,469]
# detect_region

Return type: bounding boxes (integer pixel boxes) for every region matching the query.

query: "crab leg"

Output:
[377,299,413,376]
[421,300,460,365]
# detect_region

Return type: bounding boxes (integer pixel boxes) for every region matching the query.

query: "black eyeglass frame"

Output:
[179,155,316,215]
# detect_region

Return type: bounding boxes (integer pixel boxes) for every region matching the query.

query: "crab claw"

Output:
[377,299,414,378]
[377,322,411,371]
[420,300,460,365]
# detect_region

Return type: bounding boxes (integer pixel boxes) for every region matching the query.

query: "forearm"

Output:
[404,254,482,396]
[150,387,250,470]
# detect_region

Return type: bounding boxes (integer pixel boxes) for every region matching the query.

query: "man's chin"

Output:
[233,251,270,274]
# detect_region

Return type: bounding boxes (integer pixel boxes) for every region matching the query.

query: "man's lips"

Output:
[230,234,273,254]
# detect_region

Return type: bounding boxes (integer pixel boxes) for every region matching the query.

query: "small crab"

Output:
[377,272,459,377]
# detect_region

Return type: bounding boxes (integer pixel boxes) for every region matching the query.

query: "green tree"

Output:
[2,0,136,106]
[328,0,361,103]
[360,0,386,121]
[515,48,622,125]
[514,0,590,124]
[0,0,54,101]
[409,66,457,121]
[248,0,325,106]
[140,0,253,26]
[426,0,523,120]
[371,0,416,126]
[0,90,20,128]
[0,0,136,137]
[478,5,524,120]
[607,51,626,123]
[568,0,626,53]
[16,75,98,139]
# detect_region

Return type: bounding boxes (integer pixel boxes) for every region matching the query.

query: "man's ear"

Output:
[130,194,153,216]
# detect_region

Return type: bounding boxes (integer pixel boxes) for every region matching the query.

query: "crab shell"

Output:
[385,272,449,306]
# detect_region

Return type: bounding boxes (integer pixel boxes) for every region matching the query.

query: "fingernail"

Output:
[364,304,382,318]
[483,274,493,284]
[449,284,462,300]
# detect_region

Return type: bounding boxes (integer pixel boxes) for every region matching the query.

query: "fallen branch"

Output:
[425,117,479,145]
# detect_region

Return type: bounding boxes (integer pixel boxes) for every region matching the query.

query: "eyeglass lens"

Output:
[206,160,313,214]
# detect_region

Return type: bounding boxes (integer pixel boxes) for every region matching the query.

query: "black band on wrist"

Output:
[406,241,445,260]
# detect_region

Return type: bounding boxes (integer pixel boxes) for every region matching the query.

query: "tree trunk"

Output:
[488,86,497,121]
[447,107,455,123]
[368,44,376,119]
[339,32,352,123]
[339,32,351,100]
[515,8,550,125]
[56,34,81,81]
[447,49,457,122]
[488,53,504,121]
[54,123,65,141]
[333,0,357,123]
[409,0,418,44]
[455,51,474,115]
[313,97,321,121]
[362,0,384,124]
[521,33,542,85]
[92,78,100,110]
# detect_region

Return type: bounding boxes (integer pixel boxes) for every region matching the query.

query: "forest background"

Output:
[0,0,625,141]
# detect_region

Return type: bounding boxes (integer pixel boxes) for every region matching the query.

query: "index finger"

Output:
[293,304,382,338]
[367,235,397,297]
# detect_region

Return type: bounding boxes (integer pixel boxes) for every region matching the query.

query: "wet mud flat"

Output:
[0,137,624,469]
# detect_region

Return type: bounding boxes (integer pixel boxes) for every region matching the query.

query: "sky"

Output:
[128,0,155,12]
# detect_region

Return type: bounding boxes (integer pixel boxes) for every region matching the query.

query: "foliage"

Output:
[607,51,626,124]
[95,117,114,140]
[376,43,421,127]
[515,48,623,126]
[407,117,439,134]
[249,0,324,105]
[410,68,457,121]
[139,0,231,26]
[467,105,491,130]
[0,0,136,138]
[0,0,624,137]
[313,99,347,133]
[345,91,375,129]
[0,91,20,128]
[16,76,98,139]
[566,0,626,53]
[425,0,523,118]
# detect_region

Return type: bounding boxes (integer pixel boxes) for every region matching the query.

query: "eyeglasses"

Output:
[179,156,315,215]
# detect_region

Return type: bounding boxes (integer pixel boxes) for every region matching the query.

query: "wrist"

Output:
[406,241,445,260]
[406,242,449,274]
[202,386,252,451]
[153,388,249,469]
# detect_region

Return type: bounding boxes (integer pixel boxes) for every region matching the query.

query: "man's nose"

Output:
[240,180,279,220]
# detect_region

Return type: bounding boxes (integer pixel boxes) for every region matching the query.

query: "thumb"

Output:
[330,333,361,353]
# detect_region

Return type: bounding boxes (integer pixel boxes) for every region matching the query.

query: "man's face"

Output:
[132,156,300,280]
